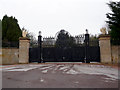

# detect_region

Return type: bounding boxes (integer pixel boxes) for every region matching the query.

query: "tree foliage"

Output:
[89,34,99,46]
[26,31,37,47]
[106,1,120,40]
[0,19,2,47]
[55,30,75,48]
[2,15,22,42]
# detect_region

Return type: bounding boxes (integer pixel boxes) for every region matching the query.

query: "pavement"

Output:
[1,63,119,88]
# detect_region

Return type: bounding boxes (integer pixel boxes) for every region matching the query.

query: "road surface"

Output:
[1,63,119,88]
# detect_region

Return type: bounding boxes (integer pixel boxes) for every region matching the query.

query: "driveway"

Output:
[1,63,119,88]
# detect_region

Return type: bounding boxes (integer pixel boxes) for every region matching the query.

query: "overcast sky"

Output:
[0,0,119,38]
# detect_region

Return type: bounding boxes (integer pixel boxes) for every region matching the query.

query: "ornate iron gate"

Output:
[29,30,100,63]
[42,46,85,62]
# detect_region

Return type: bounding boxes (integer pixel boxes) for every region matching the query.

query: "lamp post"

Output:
[38,31,42,63]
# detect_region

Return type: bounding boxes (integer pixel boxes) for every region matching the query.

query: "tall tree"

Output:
[26,31,37,47]
[2,15,22,42]
[106,1,120,40]
[55,30,75,48]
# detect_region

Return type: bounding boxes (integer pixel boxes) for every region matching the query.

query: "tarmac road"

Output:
[2,63,119,88]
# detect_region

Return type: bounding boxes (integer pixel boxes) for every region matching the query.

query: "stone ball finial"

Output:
[100,27,107,35]
[22,28,28,37]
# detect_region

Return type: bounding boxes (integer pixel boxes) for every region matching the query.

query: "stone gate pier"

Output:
[99,33,120,64]
[99,35,111,63]
[19,37,30,64]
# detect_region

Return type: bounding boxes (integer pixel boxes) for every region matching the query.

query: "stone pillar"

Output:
[99,35,112,63]
[19,37,30,64]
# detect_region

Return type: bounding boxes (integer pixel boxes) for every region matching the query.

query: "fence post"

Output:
[38,31,42,63]
[99,35,112,63]
[85,29,90,63]
[19,37,30,64]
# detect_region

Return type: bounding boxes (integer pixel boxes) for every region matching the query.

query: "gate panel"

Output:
[77,47,85,62]
[42,47,55,62]
[54,48,64,62]
[88,46,100,62]
[71,47,85,62]
[42,47,86,62]
[29,48,39,62]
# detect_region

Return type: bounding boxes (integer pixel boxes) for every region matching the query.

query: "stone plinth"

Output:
[19,37,30,64]
[99,35,111,63]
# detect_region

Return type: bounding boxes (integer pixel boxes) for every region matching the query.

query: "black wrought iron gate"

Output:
[42,46,86,62]
[29,30,100,63]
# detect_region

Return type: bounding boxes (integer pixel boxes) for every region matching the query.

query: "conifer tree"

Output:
[106,1,120,40]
